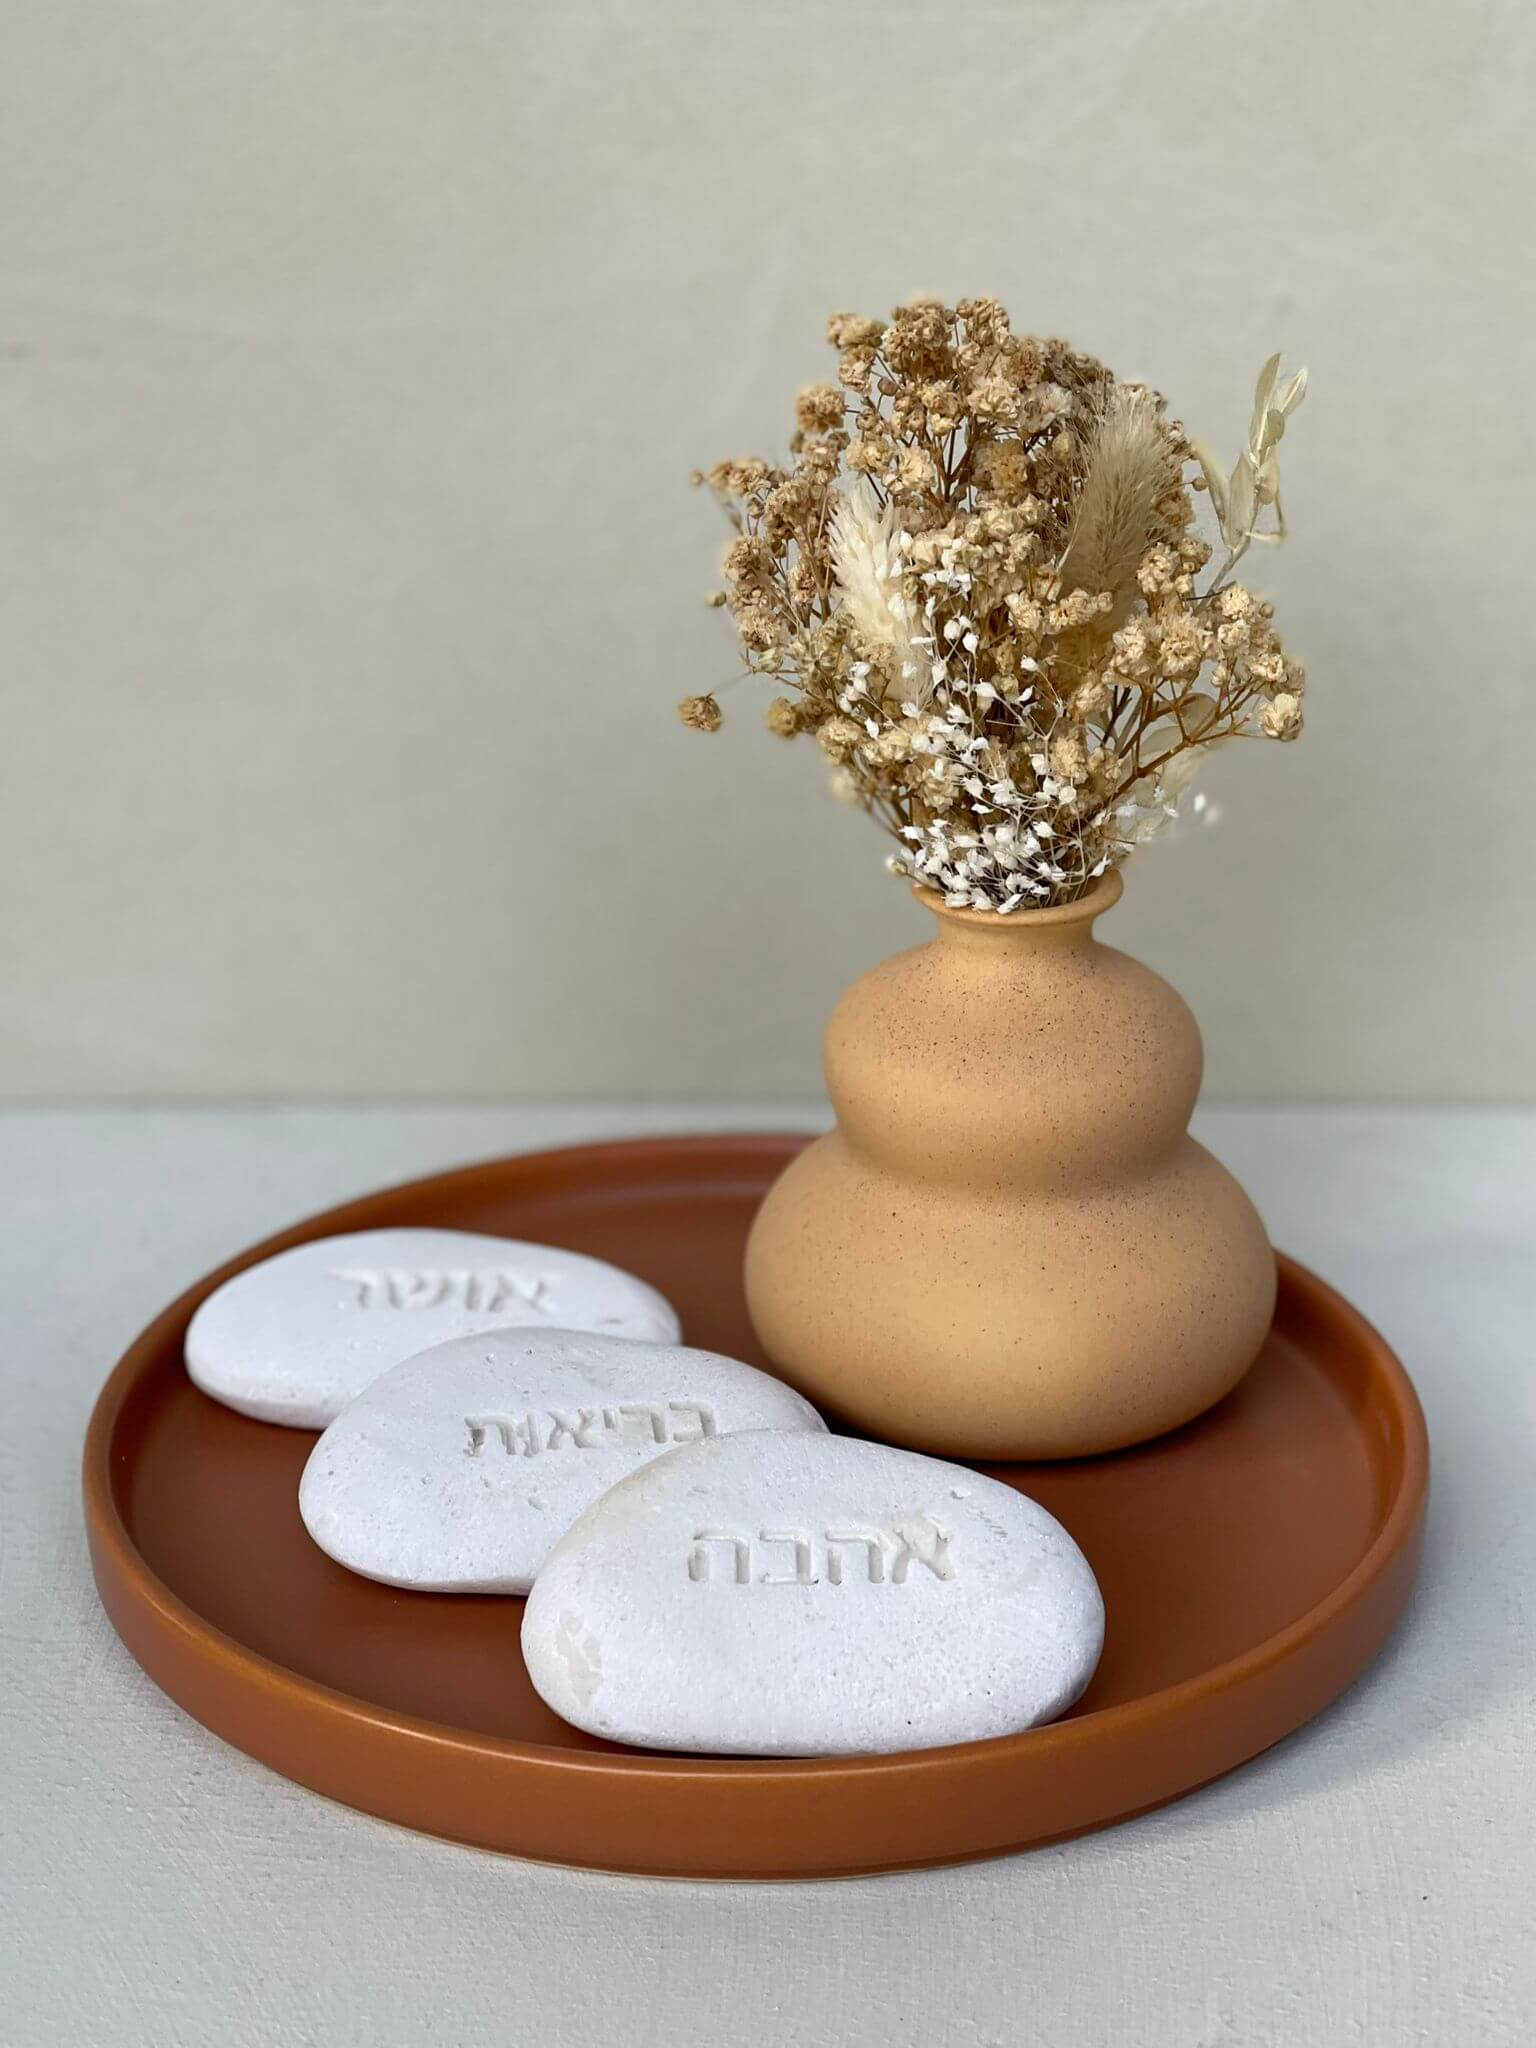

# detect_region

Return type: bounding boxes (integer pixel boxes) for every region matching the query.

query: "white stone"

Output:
[522,1431,1104,1756]
[298,1330,827,1593]
[185,1228,680,1427]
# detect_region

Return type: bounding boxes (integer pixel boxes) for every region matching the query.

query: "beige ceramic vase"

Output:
[744,869,1276,1459]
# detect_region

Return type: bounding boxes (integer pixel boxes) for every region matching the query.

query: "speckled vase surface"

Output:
[744,870,1276,1459]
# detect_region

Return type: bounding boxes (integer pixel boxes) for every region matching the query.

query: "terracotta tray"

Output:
[84,1133,1428,1879]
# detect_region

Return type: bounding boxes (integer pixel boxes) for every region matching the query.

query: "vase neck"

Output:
[916,869,1123,953]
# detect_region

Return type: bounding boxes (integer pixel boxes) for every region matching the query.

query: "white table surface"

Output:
[3,1101,1533,2048]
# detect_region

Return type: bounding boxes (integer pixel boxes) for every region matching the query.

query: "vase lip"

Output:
[911,866,1124,932]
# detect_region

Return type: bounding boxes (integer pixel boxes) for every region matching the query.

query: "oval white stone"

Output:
[522,1432,1104,1755]
[186,1228,681,1427]
[299,1330,826,1593]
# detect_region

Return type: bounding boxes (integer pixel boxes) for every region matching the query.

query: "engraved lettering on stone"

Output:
[545,1407,605,1451]
[333,1268,387,1308]
[392,1269,453,1309]
[464,1414,536,1459]
[825,1531,887,1585]
[666,1401,718,1444]
[688,1531,752,1584]
[463,1403,718,1458]
[888,1518,956,1582]
[618,1402,668,1445]
[478,1273,550,1314]
[758,1531,817,1585]
[685,1522,957,1585]
[332,1268,554,1313]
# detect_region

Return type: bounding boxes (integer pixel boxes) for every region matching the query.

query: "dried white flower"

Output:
[1259,691,1304,741]
[828,485,924,696]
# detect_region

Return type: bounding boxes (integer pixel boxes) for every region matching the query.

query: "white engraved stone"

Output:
[521,1431,1104,1756]
[185,1228,681,1427]
[298,1330,826,1593]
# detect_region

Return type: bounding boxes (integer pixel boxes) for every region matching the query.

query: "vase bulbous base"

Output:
[744,1128,1277,1460]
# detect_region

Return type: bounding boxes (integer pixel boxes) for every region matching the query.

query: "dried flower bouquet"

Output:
[684,298,1306,910]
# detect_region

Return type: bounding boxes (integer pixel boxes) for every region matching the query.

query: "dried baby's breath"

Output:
[687,300,1308,909]
[677,693,723,733]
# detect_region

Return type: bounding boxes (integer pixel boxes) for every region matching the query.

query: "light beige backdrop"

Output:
[2,1,1529,1100]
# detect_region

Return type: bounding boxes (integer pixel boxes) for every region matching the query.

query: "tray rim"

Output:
[82,1132,1430,1852]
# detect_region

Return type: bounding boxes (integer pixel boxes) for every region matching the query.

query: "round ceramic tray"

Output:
[84,1133,1427,1879]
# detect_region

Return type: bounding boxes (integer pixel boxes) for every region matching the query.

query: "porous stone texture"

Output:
[299,1330,826,1593]
[186,1227,680,1427]
[522,1430,1104,1755]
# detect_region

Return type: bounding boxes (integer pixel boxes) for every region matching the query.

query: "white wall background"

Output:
[1,0,1530,1101]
